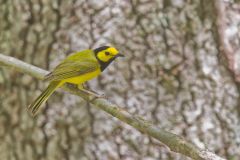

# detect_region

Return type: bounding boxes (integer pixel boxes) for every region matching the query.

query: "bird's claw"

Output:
[97,93,107,99]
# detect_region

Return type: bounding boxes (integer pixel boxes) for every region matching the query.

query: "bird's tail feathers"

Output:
[28,81,61,116]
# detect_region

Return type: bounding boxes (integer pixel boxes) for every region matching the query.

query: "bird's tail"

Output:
[28,81,62,116]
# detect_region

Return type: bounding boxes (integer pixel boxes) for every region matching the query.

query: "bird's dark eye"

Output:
[105,52,110,56]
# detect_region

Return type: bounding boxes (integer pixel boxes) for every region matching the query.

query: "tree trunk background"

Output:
[0,0,240,159]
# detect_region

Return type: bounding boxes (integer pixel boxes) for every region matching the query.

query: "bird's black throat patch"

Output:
[97,57,116,72]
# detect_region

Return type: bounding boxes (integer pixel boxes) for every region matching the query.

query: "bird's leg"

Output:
[82,84,97,93]
[78,84,105,98]
[82,83,105,95]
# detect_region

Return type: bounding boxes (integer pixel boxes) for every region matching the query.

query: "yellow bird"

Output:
[28,46,124,116]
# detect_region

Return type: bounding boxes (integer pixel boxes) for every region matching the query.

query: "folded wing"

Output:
[44,58,99,82]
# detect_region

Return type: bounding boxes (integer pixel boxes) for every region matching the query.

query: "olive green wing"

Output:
[44,50,99,82]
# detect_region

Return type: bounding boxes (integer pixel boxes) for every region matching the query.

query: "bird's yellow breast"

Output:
[62,69,101,85]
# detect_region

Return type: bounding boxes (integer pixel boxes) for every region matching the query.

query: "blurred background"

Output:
[1,0,240,159]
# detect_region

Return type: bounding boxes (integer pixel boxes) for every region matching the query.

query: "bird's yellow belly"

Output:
[62,69,101,85]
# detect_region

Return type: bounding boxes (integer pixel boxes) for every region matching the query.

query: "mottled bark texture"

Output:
[0,0,240,159]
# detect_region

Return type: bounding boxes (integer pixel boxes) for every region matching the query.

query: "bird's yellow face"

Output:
[94,46,124,71]
[96,47,122,62]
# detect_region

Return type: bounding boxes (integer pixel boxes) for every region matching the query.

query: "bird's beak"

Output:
[116,53,125,57]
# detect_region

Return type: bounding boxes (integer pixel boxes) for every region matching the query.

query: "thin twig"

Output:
[0,53,224,160]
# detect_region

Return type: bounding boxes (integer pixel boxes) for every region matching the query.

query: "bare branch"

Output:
[0,53,224,160]
[214,0,239,81]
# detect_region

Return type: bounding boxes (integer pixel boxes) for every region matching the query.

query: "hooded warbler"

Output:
[28,46,124,116]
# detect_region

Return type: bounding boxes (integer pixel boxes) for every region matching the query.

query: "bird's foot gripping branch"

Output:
[0,53,224,160]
